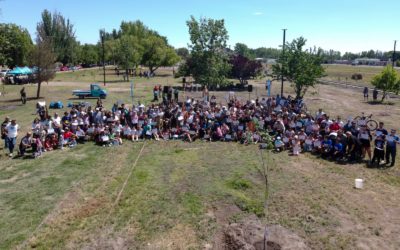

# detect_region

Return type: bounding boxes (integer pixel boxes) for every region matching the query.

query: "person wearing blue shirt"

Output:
[332,138,344,160]
[321,135,333,158]
[385,129,400,167]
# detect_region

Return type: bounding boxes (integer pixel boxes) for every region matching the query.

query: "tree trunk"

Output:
[36,81,41,99]
[126,68,129,82]
[381,92,386,102]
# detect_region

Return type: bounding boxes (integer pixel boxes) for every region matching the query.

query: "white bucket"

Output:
[355,179,364,189]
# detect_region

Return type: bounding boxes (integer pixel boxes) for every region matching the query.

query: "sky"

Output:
[1,0,399,54]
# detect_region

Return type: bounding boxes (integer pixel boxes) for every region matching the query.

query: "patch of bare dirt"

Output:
[224,215,309,250]
[208,203,242,250]
[144,224,198,250]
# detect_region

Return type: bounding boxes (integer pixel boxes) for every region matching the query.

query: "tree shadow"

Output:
[0,97,44,103]
[367,100,395,106]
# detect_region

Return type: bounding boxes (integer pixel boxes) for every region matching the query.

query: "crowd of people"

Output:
[1,91,399,167]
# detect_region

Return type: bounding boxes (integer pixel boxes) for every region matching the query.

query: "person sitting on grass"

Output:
[292,135,301,156]
[18,132,33,157]
[32,134,43,158]
[75,127,86,144]
[44,134,58,151]
[332,138,344,161]
[274,136,284,152]
[123,124,132,140]
[321,135,333,158]
[303,135,314,152]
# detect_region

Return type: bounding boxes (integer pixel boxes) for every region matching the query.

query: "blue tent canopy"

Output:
[8,66,33,75]
[21,67,32,74]
[8,67,24,75]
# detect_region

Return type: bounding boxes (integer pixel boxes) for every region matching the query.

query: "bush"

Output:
[351,73,363,80]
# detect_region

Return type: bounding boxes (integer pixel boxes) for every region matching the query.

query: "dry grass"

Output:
[0,68,399,249]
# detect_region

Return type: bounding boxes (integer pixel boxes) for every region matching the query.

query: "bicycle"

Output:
[354,113,378,131]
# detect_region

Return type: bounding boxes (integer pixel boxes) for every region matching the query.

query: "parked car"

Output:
[0,69,9,77]
[60,66,69,71]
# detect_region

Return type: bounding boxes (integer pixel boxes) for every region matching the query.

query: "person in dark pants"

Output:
[373,88,378,101]
[371,135,385,167]
[346,131,361,163]
[385,129,399,167]
[174,88,179,102]
[20,87,27,104]
[363,87,368,101]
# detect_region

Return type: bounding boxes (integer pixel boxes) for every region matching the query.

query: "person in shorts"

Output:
[358,125,372,162]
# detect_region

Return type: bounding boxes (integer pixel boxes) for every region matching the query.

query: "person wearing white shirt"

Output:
[5,119,19,157]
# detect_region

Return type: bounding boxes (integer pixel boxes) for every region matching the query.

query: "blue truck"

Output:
[72,84,107,99]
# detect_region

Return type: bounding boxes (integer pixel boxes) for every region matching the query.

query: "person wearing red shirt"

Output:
[329,120,341,131]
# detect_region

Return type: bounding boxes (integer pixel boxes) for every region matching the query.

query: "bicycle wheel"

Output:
[366,120,378,131]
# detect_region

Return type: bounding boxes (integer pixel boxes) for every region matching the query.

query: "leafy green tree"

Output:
[175,47,189,60]
[141,35,180,74]
[0,23,33,68]
[104,39,119,65]
[253,47,281,59]
[186,16,231,88]
[234,43,254,59]
[116,35,142,81]
[29,37,56,99]
[371,66,400,102]
[36,10,78,64]
[79,44,100,65]
[272,37,325,99]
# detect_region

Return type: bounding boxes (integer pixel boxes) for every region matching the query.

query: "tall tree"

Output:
[116,35,142,81]
[29,37,56,99]
[234,43,254,59]
[141,35,180,74]
[253,47,281,59]
[185,16,231,88]
[0,23,33,68]
[371,66,400,102]
[175,47,189,61]
[79,44,100,65]
[36,10,78,64]
[272,37,325,99]
[230,54,262,84]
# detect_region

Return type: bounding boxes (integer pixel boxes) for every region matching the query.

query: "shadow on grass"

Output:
[0,97,44,103]
[367,100,395,106]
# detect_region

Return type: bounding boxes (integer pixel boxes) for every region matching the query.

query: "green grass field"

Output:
[323,64,400,87]
[1,67,400,249]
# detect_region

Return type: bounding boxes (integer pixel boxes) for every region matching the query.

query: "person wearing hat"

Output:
[385,129,400,167]
[5,119,19,157]
[274,136,284,152]
[19,132,33,157]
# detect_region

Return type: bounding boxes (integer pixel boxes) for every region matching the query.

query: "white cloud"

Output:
[252,12,263,16]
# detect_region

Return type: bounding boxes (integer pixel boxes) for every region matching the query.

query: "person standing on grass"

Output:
[363,87,369,101]
[20,87,27,104]
[358,125,372,163]
[1,116,11,151]
[174,88,179,102]
[371,135,385,167]
[5,119,19,157]
[385,129,400,167]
